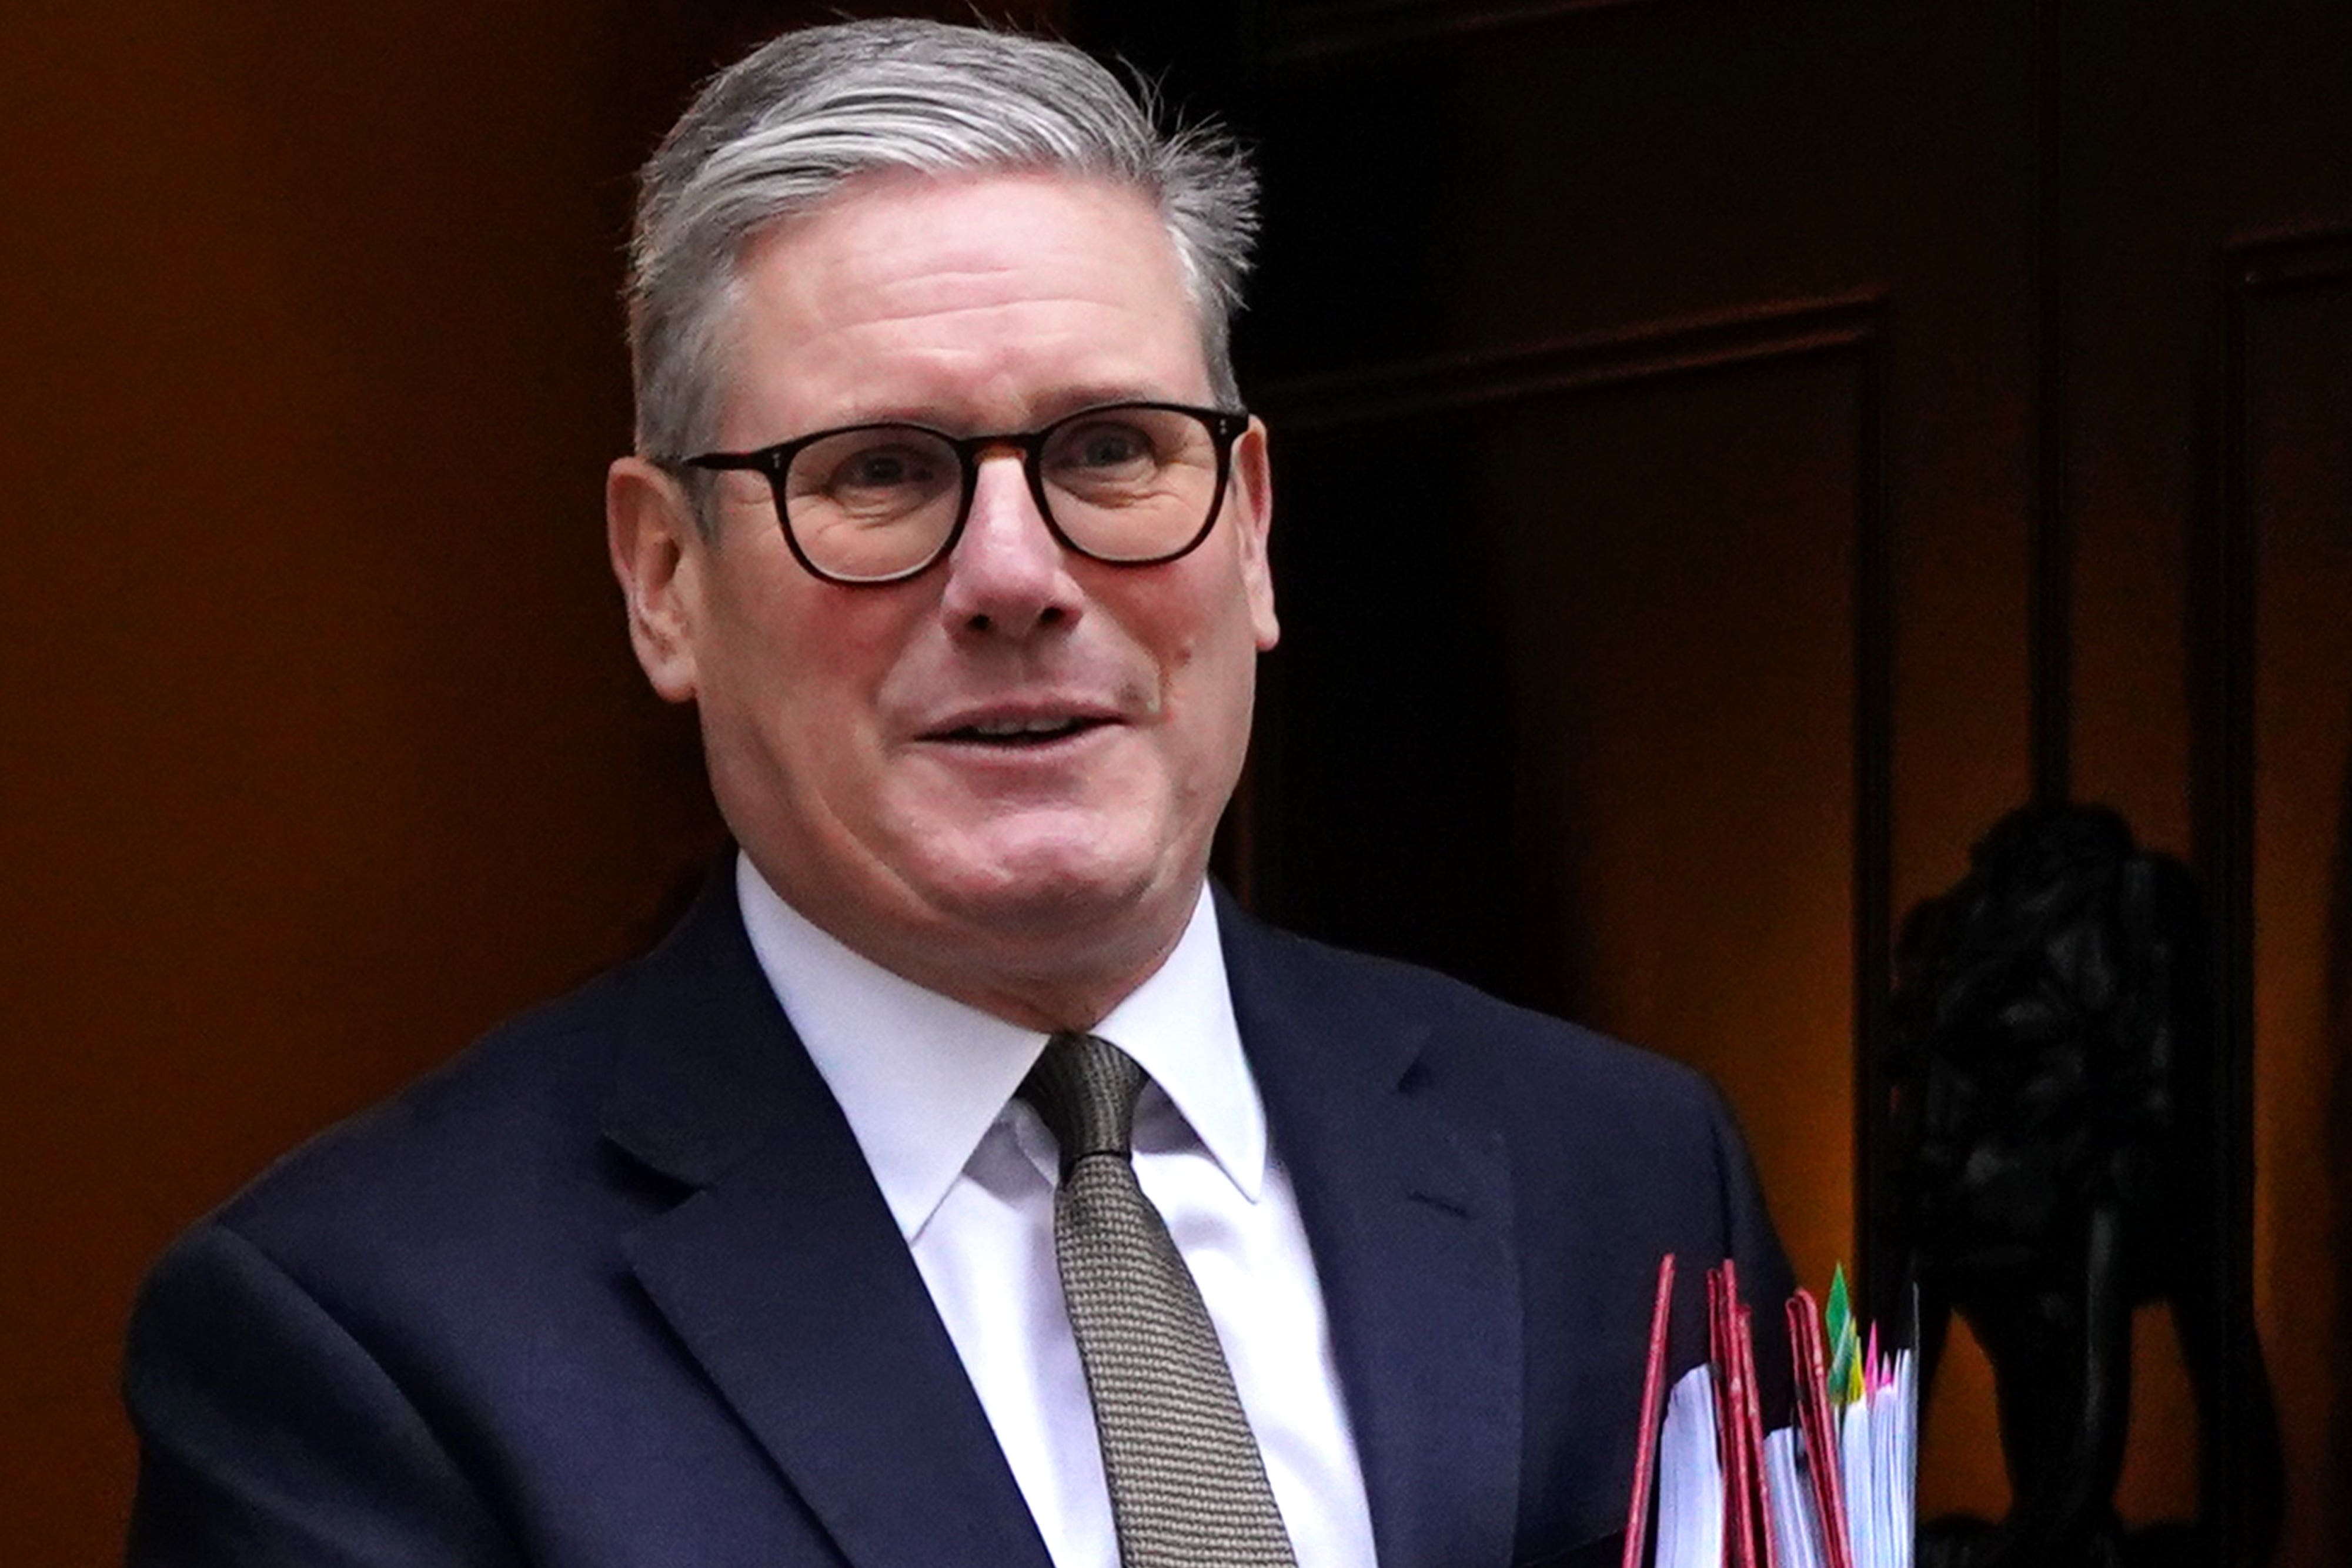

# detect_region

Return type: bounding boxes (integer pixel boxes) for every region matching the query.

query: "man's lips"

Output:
[918,703,1125,747]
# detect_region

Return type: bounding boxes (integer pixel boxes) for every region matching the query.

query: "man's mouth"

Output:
[932,714,1112,747]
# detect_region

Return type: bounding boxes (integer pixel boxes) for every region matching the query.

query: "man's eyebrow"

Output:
[1031,384,1182,422]
[828,385,1190,433]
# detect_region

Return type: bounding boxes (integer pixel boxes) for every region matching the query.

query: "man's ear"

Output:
[1233,417,1278,651]
[606,457,705,703]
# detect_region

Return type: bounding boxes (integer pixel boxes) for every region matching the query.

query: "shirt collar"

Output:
[734,854,1267,1241]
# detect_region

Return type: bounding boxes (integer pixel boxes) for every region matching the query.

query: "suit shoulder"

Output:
[196,958,653,1279]
[1236,913,1725,1120]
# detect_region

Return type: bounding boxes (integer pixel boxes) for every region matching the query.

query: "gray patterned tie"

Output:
[1018,1032,1299,1568]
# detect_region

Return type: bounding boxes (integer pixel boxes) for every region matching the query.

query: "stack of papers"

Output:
[1621,1259,1915,1568]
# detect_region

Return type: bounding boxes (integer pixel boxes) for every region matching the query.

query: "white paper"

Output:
[1877,1351,1916,1568]
[1652,1364,1723,1568]
[1763,1425,1826,1568]
[1840,1392,1878,1568]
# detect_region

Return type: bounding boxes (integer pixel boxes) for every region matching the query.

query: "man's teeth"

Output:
[965,716,1083,737]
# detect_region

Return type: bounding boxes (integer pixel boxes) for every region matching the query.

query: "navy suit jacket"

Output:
[125,870,1792,1568]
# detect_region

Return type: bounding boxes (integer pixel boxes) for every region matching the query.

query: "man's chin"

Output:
[920,828,1188,945]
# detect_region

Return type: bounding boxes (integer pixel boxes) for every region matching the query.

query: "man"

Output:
[125,19,1790,1568]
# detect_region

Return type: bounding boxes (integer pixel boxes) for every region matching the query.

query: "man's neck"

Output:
[743,854,1205,1034]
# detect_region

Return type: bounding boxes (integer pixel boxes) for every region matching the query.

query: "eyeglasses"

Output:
[682,402,1253,586]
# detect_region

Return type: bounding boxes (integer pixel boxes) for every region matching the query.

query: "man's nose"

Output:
[937,448,1084,637]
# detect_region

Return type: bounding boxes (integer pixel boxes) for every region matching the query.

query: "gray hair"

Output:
[626,18,1259,508]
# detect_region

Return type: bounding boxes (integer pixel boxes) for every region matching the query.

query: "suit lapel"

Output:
[602,870,1053,1568]
[596,870,1526,1568]
[1221,896,1525,1568]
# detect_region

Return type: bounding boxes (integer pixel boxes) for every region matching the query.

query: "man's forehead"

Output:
[718,168,1211,432]
[742,168,1183,304]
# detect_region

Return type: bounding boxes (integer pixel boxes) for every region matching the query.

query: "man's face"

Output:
[609,170,1277,1024]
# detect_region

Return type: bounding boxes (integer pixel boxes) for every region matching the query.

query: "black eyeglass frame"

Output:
[680,401,1254,587]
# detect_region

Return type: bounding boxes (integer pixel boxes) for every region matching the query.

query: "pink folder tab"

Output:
[1619,1253,1678,1568]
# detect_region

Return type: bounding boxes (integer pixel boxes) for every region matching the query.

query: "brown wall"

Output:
[0,6,714,1558]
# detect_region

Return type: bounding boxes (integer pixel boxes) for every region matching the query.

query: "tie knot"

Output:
[1019,1032,1145,1176]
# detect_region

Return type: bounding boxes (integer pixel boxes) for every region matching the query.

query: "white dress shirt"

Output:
[736,855,1379,1568]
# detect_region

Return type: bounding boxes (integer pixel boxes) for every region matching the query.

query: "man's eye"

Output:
[1055,421,1158,473]
[833,447,937,492]
[1079,431,1144,466]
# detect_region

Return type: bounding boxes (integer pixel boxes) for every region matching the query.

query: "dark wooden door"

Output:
[1076,1,2352,1560]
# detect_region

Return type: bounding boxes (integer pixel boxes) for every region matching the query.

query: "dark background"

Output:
[3,2,2345,1563]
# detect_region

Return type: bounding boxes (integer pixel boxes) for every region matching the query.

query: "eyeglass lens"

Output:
[777,406,1225,583]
